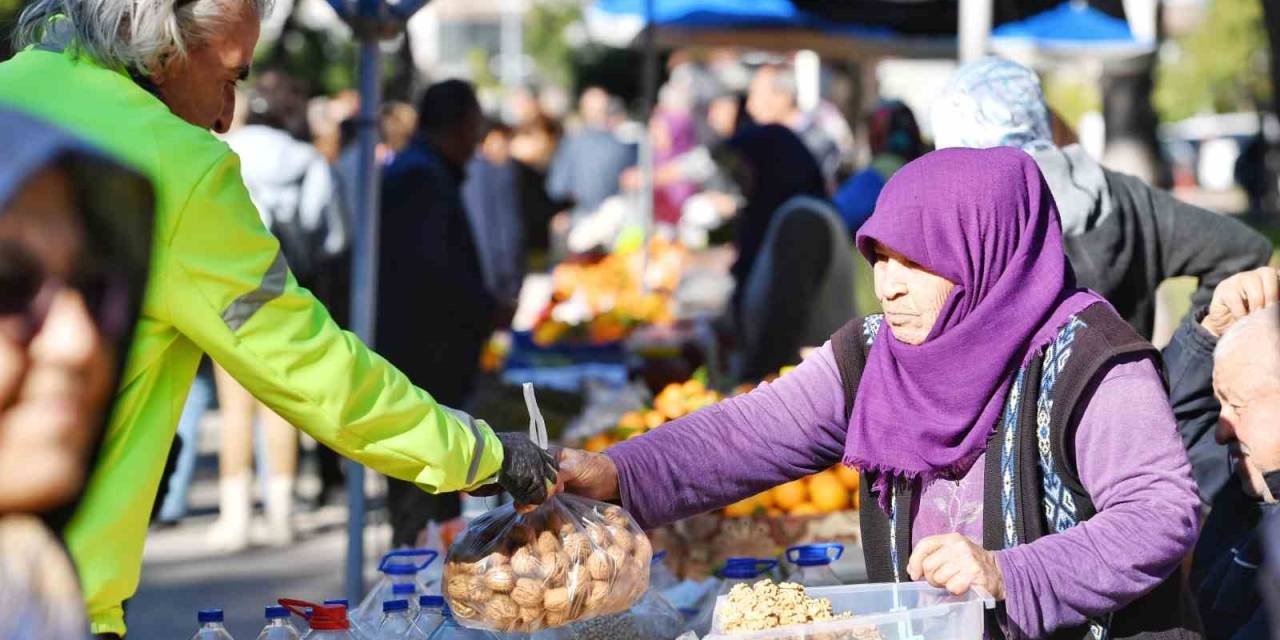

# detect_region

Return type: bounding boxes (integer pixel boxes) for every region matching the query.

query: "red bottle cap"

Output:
[277,599,350,630]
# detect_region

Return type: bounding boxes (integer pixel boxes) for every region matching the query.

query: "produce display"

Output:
[532,239,685,347]
[581,379,722,452]
[716,581,853,632]
[723,465,861,518]
[443,496,651,632]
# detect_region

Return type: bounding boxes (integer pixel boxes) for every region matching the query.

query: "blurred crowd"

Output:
[2,0,1280,635]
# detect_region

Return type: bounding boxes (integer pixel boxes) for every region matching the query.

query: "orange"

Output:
[833,465,861,491]
[771,478,809,511]
[584,434,613,453]
[681,379,705,396]
[766,507,784,517]
[788,502,820,516]
[808,473,850,513]
[723,496,760,518]
[655,395,686,420]
[643,410,667,430]
[617,411,645,432]
[753,489,776,510]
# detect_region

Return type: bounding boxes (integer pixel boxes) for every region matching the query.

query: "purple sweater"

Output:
[607,342,1200,638]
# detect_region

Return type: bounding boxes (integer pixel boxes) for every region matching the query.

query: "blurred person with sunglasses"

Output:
[1,1,557,636]
[0,108,152,640]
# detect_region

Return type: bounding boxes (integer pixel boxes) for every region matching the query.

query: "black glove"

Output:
[495,432,558,505]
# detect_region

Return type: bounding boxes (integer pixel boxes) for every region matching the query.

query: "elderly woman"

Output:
[559,148,1200,639]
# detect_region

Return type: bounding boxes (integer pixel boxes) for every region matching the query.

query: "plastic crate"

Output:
[707,582,995,640]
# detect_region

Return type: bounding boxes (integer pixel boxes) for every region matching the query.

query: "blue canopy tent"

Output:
[586,0,954,60]
[991,1,1155,62]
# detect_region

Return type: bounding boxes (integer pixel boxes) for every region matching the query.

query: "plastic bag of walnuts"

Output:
[443,495,652,632]
[443,384,651,631]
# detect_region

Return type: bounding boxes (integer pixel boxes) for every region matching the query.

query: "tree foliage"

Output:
[1154,0,1271,121]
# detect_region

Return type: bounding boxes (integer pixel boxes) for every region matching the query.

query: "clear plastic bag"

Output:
[442,385,651,632]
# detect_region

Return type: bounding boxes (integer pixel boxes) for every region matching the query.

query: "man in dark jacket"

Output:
[934,57,1273,339]
[378,80,492,546]
[1163,267,1280,638]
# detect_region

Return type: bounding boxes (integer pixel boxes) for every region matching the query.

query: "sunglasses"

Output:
[0,238,133,346]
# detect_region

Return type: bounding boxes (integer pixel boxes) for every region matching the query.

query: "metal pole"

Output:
[346,10,383,602]
[639,0,658,287]
[957,0,992,62]
[500,0,523,94]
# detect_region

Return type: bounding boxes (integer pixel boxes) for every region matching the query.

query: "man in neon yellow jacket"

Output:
[0,0,556,636]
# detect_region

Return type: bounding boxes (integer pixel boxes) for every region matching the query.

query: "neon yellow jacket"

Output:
[0,38,504,636]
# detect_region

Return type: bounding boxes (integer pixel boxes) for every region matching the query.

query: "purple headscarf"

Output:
[653,110,698,225]
[846,147,1105,502]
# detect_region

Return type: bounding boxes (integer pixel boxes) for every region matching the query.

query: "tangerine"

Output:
[771,478,809,511]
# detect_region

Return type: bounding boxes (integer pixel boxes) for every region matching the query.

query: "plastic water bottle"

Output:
[353,549,439,632]
[390,582,420,617]
[412,595,445,637]
[375,599,426,639]
[191,608,235,640]
[256,605,302,640]
[278,599,359,640]
[690,558,780,636]
[785,543,844,587]
[426,603,499,640]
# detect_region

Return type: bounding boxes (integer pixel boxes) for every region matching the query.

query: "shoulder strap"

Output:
[832,315,903,582]
[1048,304,1161,514]
[831,315,871,422]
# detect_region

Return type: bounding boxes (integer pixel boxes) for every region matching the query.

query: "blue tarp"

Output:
[992,1,1142,47]
[592,0,898,38]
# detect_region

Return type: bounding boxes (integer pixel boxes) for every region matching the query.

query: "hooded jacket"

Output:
[0,27,503,636]
[934,57,1273,339]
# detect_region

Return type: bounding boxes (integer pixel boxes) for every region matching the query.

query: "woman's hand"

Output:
[907,533,1005,599]
[1202,266,1280,337]
[554,447,620,502]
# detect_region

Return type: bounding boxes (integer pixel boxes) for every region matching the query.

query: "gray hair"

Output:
[1215,304,1280,385]
[14,0,272,76]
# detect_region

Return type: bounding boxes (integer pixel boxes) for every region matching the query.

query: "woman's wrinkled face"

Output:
[0,168,116,514]
[871,241,956,345]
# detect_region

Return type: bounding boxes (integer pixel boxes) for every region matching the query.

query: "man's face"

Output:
[153,2,260,133]
[746,67,791,126]
[1214,350,1280,498]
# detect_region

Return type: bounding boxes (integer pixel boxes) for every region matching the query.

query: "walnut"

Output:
[518,606,543,626]
[606,546,630,578]
[544,609,568,627]
[586,523,610,547]
[603,505,630,528]
[511,545,541,579]
[511,578,545,608]
[607,525,634,552]
[559,523,576,537]
[451,600,480,620]
[586,579,610,609]
[587,549,612,581]
[446,574,471,600]
[466,575,491,603]
[562,532,592,561]
[484,593,519,624]
[483,565,515,593]
[633,532,653,566]
[543,586,570,613]
[537,530,562,555]
[541,550,568,584]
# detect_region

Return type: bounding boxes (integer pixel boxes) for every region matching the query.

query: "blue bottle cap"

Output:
[382,562,419,576]
[786,543,844,567]
[419,595,445,608]
[323,598,349,607]
[265,605,290,619]
[198,608,224,623]
[441,602,454,619]
[392,583,417,595]
[720,557,779,579]
[383,599,410,613]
